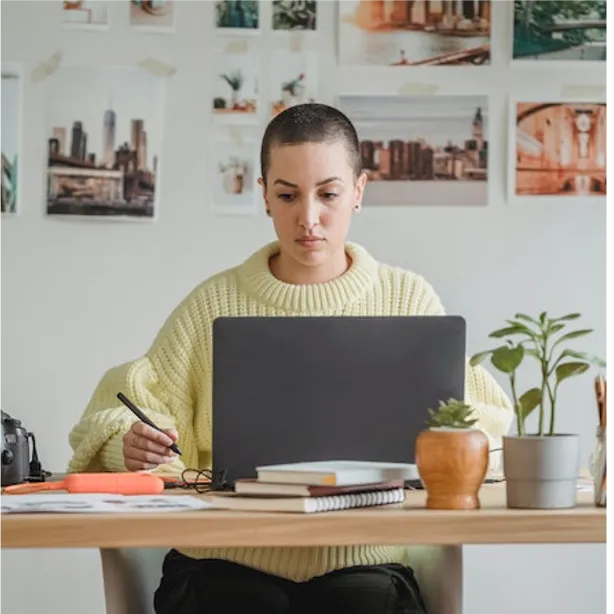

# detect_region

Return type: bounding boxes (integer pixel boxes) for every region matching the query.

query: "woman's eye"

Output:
[277,193,295,202]
[322,192,338,200]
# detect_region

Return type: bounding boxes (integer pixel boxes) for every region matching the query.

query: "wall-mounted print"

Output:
[272,1,317,31]
[511,101,606,200]
[213,47,260,124]
[338,94,489,206]
[215,1,260,33]
[338,0,491,66]
[45,65,166,219]
[513,1,606,63]
[269,51,318,117]
[211,138,258,215]
[1,64,22,215]
[62,1,108,30]
[130,0,175,31]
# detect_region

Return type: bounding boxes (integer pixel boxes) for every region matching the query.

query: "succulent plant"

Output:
[426,398,478,429]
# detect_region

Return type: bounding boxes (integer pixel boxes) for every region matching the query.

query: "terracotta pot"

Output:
[415,427,489,510]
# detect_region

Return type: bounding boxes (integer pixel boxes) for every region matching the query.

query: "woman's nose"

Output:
[297,200,320,229]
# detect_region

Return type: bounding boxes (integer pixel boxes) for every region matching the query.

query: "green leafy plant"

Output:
[426,398,478,429]
[470,312,605,437]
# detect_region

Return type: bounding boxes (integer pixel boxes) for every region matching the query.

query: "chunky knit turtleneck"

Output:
[67,241,513,582]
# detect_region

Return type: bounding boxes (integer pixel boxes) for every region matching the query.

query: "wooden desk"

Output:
[1,484,605,549]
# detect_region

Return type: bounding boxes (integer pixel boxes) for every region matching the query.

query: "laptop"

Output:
[211,316,466,487]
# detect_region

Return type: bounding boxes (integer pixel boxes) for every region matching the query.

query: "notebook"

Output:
[206,487,406,513]
[234,478,404,497]
[255,460,420,486]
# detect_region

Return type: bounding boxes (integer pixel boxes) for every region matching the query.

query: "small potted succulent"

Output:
[470,311,605,509]
[415,398,489,510]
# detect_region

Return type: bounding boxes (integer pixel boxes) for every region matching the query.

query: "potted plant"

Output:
[415,398,489,510]
[470,311,605,509]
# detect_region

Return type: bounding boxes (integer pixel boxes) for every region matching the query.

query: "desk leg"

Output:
[405,545,463,614]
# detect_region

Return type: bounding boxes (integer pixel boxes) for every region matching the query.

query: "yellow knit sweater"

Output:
[68,241,513,582]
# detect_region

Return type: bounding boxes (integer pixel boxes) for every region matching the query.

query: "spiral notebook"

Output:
[206,487,406,513]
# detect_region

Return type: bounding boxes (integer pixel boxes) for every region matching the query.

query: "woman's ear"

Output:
[354,172,367,210]
[258,177,270,216]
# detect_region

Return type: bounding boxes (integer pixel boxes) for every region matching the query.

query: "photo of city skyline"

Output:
[2,65,20,215]
[338,94,489,206]
[513,1,606,62]
[339,0,491,66]
[45,66,165,218]
[513,102,606,198]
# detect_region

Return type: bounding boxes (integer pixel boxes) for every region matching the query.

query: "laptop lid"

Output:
[212,316,466,486]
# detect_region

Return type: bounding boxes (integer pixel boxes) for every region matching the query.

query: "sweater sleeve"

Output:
[410,274,514,471]
[67,291,206,475]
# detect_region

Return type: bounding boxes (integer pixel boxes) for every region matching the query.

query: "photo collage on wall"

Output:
[3,0,607,221]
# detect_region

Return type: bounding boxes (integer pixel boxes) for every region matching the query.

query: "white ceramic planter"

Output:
[503,434,580,509]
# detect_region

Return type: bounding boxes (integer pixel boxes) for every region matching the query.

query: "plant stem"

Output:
[547,380,557,436]
[538,329,548,436]
[510,373,523,436]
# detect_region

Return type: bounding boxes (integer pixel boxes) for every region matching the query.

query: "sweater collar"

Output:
[236,241,379,313]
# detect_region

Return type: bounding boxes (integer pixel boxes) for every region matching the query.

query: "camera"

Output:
[0,409,30,486]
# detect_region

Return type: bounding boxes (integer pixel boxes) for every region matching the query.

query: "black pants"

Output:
[154,549,428,614]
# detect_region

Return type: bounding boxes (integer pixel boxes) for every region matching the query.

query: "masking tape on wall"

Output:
[397,82,440,95]
[559,84,606,99]
[289,32,305,53]
[229,127,244,146]
[30,51,62,83]
[137,57,176,78]
[226,39,248,53]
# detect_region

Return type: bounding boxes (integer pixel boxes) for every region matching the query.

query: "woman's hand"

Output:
[123,421,179,471]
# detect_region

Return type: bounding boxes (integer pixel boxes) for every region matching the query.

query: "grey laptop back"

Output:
[212,316,466,486]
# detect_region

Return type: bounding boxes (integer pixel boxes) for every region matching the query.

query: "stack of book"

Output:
[206,460,419,513]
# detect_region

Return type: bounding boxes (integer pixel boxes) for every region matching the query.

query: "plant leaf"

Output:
[539,311,547,324]
[551,313,581,323]
[547,323,565,335]
[555,362,590,384]
[518,387,542,418]
[551,329,593,349]
[491,345,524,373]
[469,350,492,366]
[515,313,538,325]
[489,326,532,339]
[557,349,606,368]
[524,347,541,360]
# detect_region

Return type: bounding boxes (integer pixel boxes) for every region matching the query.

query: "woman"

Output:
[68,103,513,614]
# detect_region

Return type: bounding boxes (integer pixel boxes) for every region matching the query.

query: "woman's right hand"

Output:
[123,421,179,472]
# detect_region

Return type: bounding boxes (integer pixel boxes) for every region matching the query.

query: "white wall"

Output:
[1,2,606,613]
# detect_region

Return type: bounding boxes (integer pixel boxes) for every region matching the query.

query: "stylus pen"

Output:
[117,392,182,455]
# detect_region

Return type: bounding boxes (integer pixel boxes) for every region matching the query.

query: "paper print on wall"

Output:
[62,1,108,30]
[270,51,318,117]
[338,0,491,66]
[338,95,489,206]
[512,102,606,200]
[513,1,606,62]
[211,138,258,215]
[45,65,165,219]
[1,64,21,215]
[215,1,260,33]
[130,0,175,31]
[212,47,259,124]
[272,1,317,31]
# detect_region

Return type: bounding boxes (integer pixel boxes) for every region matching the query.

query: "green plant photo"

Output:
[470,311,606,437]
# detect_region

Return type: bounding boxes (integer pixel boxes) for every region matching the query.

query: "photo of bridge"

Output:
[513,0,606,62]
[339,0,491,67]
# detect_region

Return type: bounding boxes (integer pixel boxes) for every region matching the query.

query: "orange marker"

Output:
[3,472,165,495]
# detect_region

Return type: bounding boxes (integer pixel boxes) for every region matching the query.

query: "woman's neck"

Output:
[269,249,350,285]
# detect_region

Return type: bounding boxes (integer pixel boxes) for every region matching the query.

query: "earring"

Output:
[266,209,271,216]
[354,204,361,211]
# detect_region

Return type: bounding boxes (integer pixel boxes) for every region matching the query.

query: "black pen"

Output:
[117,392,182,455]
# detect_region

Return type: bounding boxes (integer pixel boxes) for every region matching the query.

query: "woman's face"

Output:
[260,140,366,276]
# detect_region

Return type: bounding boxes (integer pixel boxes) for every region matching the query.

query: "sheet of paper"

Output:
[1,493,213,514]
